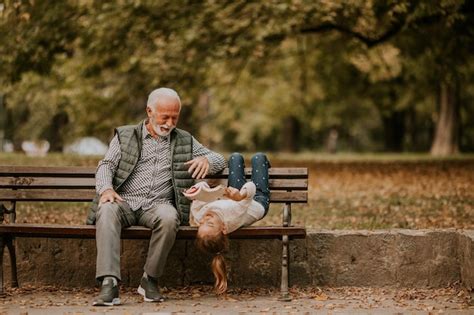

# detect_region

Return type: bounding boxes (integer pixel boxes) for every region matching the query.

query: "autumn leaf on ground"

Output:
[313,292,329,301]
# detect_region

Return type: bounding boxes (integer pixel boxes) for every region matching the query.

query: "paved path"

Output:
[1,285,473,314]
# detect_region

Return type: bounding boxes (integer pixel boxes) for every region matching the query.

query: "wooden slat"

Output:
[0,224,306,239]
[0,190,97,202]
[0,177,307,190]
[0,166,96,177]
[0,166,308,179]
[270,191,307,203]
[0,190,307,203]
[218,168,308,179]
[0,177,95,188]
[197,178,307,190]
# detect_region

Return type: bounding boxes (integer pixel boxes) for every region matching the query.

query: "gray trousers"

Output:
[95,201,180,281]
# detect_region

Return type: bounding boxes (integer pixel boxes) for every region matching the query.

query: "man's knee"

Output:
[152,212,179,232]
[96,202,121,224]
[159,214,179,230]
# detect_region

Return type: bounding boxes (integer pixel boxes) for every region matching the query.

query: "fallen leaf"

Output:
[313,293,329,301]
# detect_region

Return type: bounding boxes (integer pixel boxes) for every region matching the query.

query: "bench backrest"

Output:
[0,166,308,204]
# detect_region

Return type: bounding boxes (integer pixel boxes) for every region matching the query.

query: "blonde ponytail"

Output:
[196,231,229,295]
[211,253,227,295]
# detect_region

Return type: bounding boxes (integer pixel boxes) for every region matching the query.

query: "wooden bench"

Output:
[0,165,307,300]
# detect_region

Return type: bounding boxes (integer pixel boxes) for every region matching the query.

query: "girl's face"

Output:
[198,212,226,236]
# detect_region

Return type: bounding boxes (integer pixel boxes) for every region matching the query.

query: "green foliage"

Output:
[0,0,473,152]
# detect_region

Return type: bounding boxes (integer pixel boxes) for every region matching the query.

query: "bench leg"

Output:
[0,236,18,295]
[0,237,4,295]
[6,237,18,288]
[279,235,291,301]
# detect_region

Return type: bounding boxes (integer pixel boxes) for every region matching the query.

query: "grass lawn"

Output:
[1,152,473,229]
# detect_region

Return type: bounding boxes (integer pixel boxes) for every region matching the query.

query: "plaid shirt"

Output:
[96,124,226,211]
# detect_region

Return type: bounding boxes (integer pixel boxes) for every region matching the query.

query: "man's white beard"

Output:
[152,123,174,137]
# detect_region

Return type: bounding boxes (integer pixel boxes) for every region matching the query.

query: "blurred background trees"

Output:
[0,0,473,155]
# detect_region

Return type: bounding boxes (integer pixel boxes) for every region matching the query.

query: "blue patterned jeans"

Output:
[227,152,271,216]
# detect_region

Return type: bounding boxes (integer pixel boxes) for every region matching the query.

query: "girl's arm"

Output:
[224,182,256,202]
[185,181,210,194]
[187,182,211,225]
[239,182,256,204]
[190,200,209,226]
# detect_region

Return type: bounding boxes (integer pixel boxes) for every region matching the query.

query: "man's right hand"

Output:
[99,189,124,206]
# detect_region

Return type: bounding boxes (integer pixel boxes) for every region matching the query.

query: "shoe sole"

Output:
[137,286,165,302]
[92,297,121,306]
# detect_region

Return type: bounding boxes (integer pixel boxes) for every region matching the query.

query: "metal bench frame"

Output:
[0,166,308,300]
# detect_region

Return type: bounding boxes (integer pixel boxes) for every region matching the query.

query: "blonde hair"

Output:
[195,231,229,295]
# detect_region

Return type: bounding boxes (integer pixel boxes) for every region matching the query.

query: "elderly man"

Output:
[87,88,226,306]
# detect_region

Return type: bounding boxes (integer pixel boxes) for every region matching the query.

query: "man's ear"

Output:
[146,106,153,117]
[222,226,228,235]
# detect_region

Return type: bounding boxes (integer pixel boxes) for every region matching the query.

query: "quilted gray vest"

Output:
[86,121,194,225]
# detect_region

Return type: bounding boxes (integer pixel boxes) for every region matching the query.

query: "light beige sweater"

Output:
[189,181,265,233]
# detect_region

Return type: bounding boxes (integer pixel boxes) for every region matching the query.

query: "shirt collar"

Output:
[142,121,152,139]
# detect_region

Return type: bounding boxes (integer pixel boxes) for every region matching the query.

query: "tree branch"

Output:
[298,20,405,47]
[263,3,444,47]
[264,18,407,47]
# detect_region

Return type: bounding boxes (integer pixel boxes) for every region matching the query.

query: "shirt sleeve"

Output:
[240,212,261,227]
[191,137,227,175]
[190,200,208,225]
[96,134,121,195]
[239,182,256,202]
[192,181,211,190]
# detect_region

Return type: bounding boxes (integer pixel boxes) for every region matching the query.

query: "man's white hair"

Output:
[146,87,181,110]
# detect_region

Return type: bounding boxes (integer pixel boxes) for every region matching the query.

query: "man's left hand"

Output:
[185,156,210,179]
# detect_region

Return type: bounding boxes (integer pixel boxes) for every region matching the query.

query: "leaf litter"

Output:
[1,284,472,311]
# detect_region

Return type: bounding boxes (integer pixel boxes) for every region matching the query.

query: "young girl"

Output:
[184,152,270,294]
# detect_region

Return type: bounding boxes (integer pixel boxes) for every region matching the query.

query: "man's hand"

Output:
[185,156,210,179]
[224,187,247,201]
[99,188,124,206]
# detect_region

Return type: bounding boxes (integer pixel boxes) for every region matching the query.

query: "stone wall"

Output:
[459,230,474,289]
[3,229,473,289]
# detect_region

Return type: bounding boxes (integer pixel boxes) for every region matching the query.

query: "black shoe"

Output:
[137,276,165,302]
[92,278,120,306]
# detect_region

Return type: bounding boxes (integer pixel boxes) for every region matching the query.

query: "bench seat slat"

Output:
[195,178,307,190]
[0,177,95,188]
[0,190,308,203]
[0,167,308,179]
[0,178,307,190]
[0,224,306,239]
[0,166,97,177]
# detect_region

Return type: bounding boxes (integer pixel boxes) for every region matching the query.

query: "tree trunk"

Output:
[406,107,418,151]
[0,94,4,152]
[382,110,406,152]
[281,116,300,152]
[196,91,212,147]
[430,80,459,156]
[44,111,69,152]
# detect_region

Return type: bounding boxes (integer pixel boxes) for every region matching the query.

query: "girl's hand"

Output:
[184,186,198,194]
[224,187,247,201]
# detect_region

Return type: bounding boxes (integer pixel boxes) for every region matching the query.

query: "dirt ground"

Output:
[1,285,473,314]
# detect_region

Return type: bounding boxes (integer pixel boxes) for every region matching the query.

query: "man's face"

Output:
[147,96,180,136]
